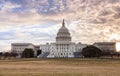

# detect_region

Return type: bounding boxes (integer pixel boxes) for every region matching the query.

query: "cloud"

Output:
[89,18,107,24]
[107,0,119,3]
[0,0,120,51]
[0,30,15,40]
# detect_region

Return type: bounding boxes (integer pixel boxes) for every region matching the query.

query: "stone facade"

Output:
[11,43,34,55]
[11,20,117,58]
[11,20,87,58]
[38,20,87,58]
[93,42,116,53]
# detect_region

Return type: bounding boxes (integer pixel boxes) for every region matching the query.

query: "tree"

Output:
[82,45,102,58]
[22,48,34,58]
[3,52,10,58]
[2,52,18,58]
[0,52,2,56]
[10,52,18,58]
[0,52,3,59]
[37,50,42,56]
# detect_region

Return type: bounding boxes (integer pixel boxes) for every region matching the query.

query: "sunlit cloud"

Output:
[0,0,120,51]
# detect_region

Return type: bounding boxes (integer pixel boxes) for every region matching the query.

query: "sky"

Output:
[0,0,120,51]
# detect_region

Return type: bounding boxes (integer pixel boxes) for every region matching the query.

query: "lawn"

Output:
[0,58,120,76]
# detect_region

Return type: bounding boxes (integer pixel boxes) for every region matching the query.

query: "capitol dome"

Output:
[56,19,71,44]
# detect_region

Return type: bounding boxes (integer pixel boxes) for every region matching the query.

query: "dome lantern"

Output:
[62,19,65,27]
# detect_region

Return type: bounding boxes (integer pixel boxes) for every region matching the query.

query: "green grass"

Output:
[0,58,120,76]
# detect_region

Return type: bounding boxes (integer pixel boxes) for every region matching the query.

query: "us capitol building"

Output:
[11,20,116,58]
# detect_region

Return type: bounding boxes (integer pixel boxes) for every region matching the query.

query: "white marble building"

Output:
[93,42,116,53]
[38,20,87,58]
[11,43,35,55]
[11,20,117,58]
[11,20,87,58]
